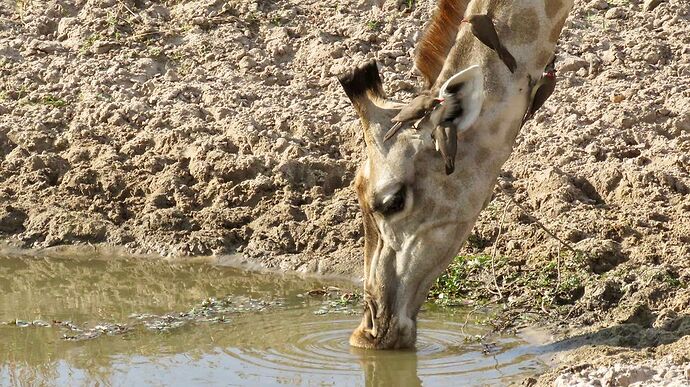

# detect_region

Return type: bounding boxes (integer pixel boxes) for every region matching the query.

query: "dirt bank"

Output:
[1,0,689,382]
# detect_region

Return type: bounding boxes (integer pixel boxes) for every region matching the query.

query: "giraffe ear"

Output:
[438,65,485,133]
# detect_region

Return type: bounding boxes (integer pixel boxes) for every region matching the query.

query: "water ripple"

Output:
[216,312,545,385]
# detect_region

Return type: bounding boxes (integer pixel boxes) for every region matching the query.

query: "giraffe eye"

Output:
[375,186,406,216]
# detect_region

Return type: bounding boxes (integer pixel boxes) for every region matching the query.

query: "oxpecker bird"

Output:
[462,14,517,73]
[427,71,467,175]
[384,93,442,141]
[432,124,457,175]
[523,58,557,124]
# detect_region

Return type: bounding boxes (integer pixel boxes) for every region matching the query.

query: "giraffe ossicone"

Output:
[340,0,575,350]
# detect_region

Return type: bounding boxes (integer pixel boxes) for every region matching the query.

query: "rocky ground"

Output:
[1,0,689,384]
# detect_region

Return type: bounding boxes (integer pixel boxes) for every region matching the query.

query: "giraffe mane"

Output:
[415,0,469,89]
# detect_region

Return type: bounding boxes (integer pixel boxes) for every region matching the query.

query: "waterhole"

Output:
[0,250,549,386]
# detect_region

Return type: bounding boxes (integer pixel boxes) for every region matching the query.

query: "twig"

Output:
[496,185,580,257]
[540,296,549,315]
[116,0,142,21]
[556,244,562,291]
[460,306,478,335]
[489,200,509,300]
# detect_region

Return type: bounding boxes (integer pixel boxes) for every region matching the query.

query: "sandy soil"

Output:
[1,0,689,383]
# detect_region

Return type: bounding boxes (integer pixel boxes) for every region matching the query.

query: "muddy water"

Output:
[0,251,548,386]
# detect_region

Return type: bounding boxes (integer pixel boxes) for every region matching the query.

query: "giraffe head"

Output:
[339,61,487,349]
[340,0,574,349]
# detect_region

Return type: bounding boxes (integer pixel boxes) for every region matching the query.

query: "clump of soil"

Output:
[1,0,689,382]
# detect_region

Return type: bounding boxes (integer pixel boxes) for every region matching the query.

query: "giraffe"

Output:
[338,0,574,350]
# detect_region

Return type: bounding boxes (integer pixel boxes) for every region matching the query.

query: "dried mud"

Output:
[1,0,689,383]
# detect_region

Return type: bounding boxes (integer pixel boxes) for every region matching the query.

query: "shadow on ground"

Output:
[539,314,690,354]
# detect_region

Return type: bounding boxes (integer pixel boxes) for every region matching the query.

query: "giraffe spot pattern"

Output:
[474,146,491,164]
[550,13,569,44]
[545,0,563,19]
[537,49,553,70]
[509,7,541,45]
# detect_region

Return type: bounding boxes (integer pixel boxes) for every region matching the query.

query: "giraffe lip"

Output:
[364,297,378,337]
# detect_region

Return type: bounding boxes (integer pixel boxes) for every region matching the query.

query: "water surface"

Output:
[0,251,547,386]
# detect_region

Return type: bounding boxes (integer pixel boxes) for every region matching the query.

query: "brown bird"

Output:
[462,14,517,73]
[384,94,443,142]
[523,58,557,124]
[432,123,457,175]
[426,71,469,175]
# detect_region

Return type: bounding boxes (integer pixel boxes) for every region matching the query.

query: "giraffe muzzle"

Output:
[349,292,417,350]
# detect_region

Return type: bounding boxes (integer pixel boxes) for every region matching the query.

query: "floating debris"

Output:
[143,315,190,332]
[482,342,500,355]
[5,295,287,341]
[61,322,131,341]
[304,286,363,315]
[131,296,281,332]
[4,319,52,328]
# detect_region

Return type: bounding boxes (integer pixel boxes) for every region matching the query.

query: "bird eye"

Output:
[375,187,406,216]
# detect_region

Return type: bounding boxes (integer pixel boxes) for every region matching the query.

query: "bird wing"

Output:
[434,124,458,175]
[469,15,500,52]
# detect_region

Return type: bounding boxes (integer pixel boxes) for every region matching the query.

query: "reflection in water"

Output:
[353,347,422,387]
[0,252,547,386]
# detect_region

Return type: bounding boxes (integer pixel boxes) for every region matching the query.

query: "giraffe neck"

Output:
[429,0,575,222]
[434,0,574,147]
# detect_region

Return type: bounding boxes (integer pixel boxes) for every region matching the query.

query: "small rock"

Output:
[0,206,27,233]
[92,41,117,54]
[620,116,635,129]
[575,238,626,274]
[559,55,588,73]
[28,39,63,54]
[643,0,664,11]
[389,79,414,91]
[652,308,679,330]
[238,56,256,70]
[588,0,609,10]
[57,17,76,37]
[602,49,619,64]
[379,49,404,58]
[586,279,622,310]
[674,111,690,132]
[611,94,625,103]
[605,7,626,19]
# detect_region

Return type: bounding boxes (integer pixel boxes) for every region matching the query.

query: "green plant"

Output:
[80,33,101,55]
[366,19,381,31]
[42,94,67,107]
[15,0,32,22]
[430,254,497,300]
